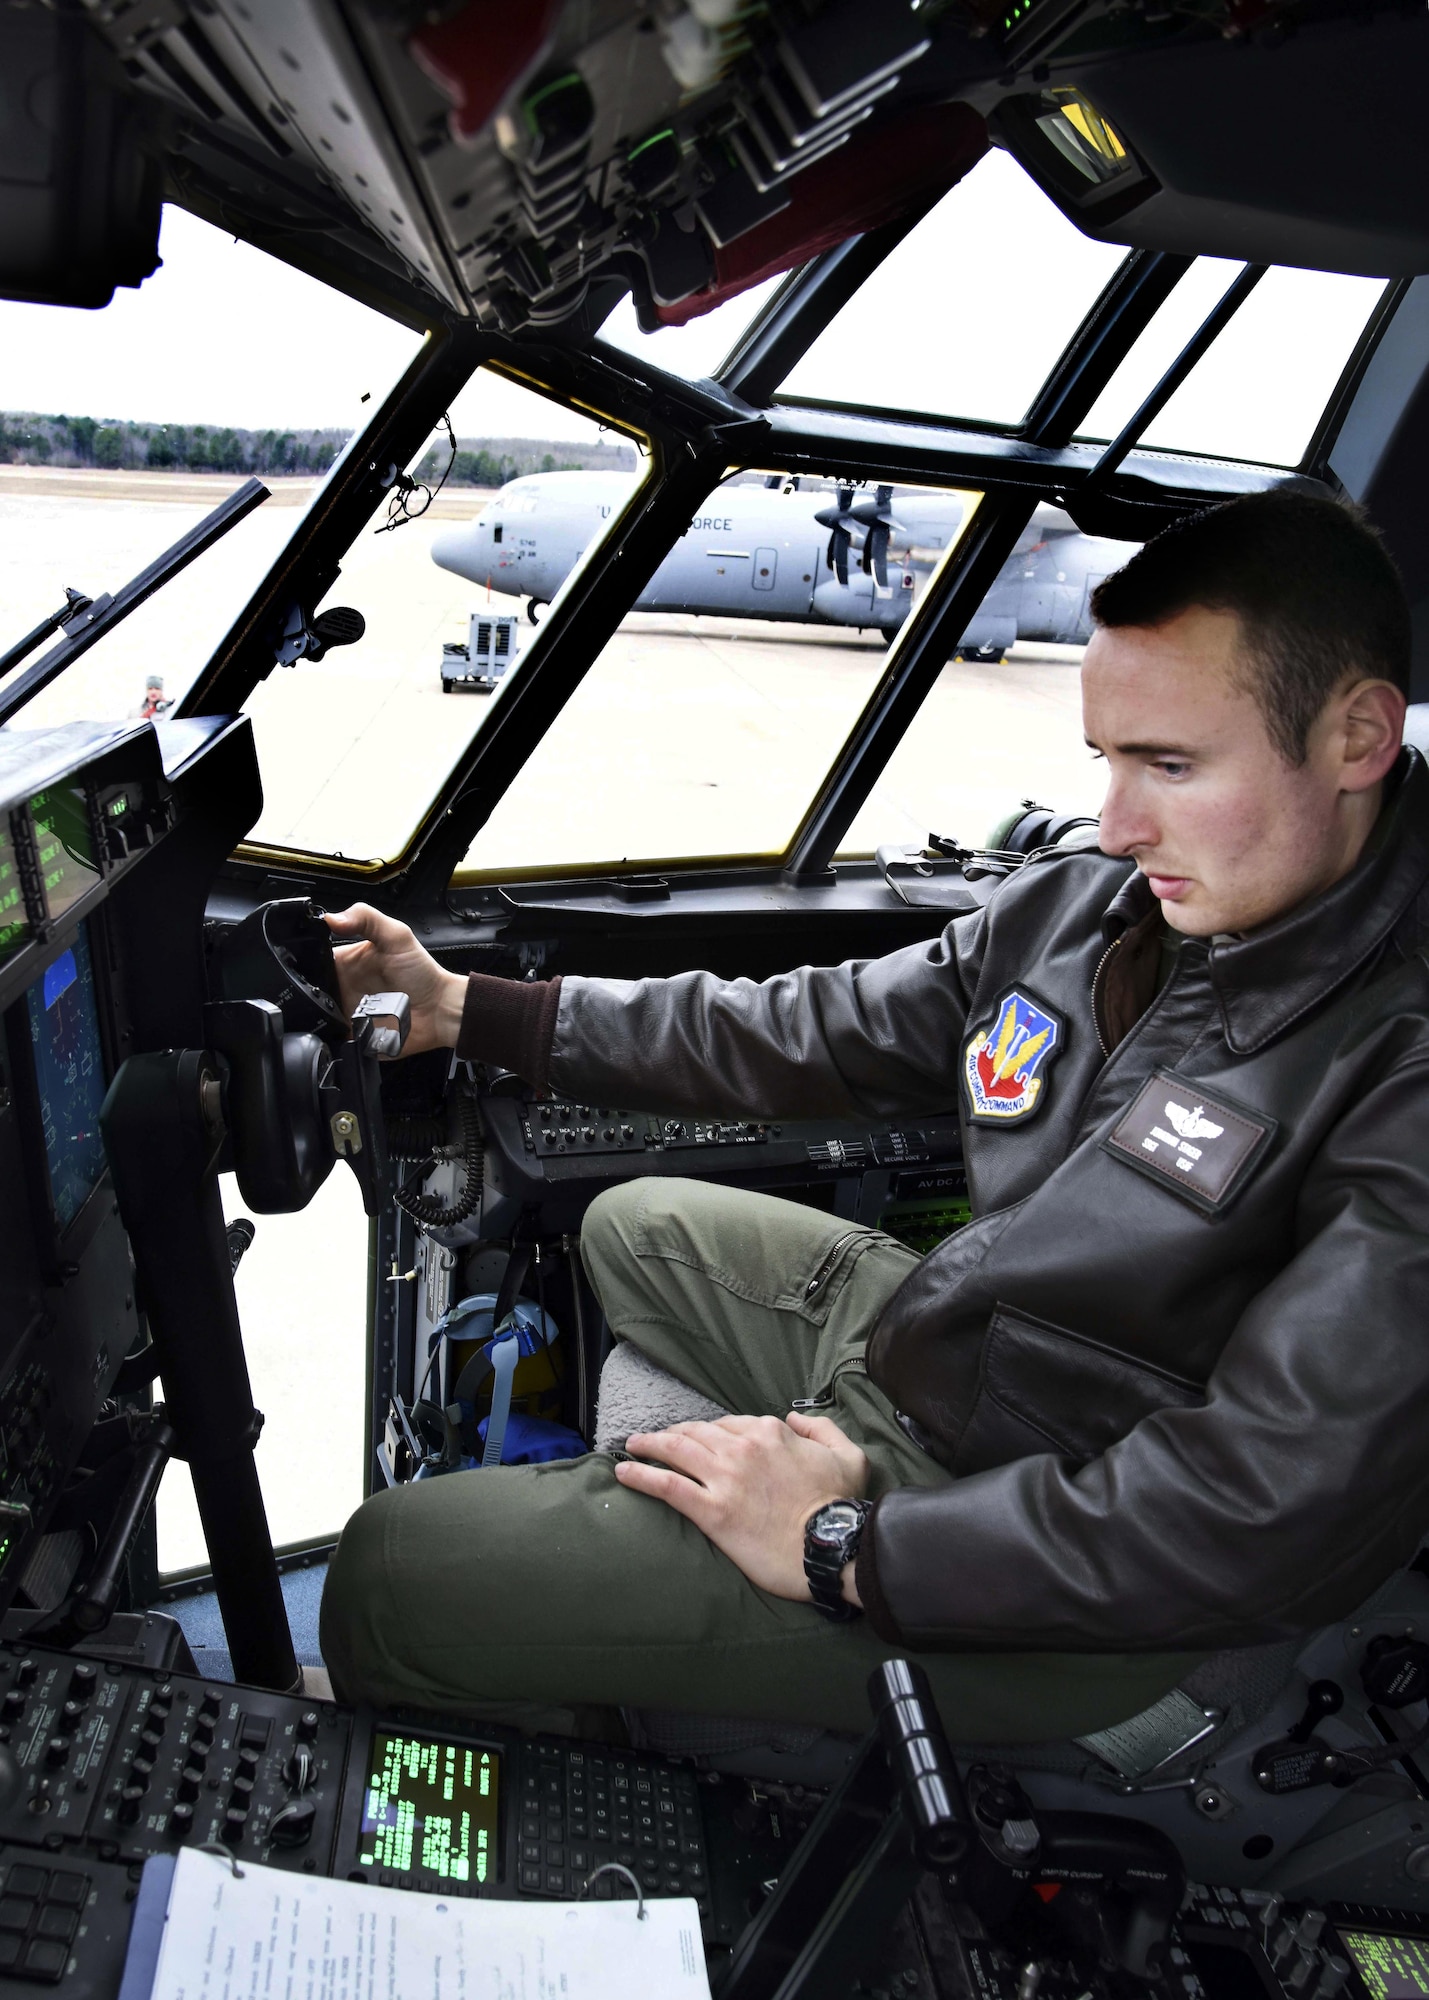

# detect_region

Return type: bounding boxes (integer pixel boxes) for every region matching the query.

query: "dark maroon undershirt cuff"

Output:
[455,973,563,1090]
[855,1510,904,1645]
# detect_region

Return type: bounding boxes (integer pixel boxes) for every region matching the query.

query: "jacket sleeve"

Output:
[548,915,990,1120]
[860,1053,1429,1652]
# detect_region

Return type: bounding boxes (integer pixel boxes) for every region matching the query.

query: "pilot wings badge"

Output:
[964,990,1063,1123]
[1164,1101,1222,1141]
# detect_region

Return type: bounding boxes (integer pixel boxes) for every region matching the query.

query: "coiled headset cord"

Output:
[390,1096,484,1228]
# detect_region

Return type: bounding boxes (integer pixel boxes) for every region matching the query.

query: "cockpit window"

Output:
[0,205,422,732]
[454,473,983,879]
[1077,259,1390,468]
[238,369,645,865]
[597,272,790,382]
[773,151,1128,429]
[837,507,1136,859]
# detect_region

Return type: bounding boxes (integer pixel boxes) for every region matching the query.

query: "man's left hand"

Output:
[614,1411,868,1605]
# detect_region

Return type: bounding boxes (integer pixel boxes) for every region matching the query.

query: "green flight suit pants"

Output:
[320,1177,1203,1739]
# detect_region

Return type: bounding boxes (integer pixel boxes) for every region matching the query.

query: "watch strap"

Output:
[804,1499,871,1622]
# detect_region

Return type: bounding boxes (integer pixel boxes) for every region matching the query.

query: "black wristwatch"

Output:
[803,1499,872,1621]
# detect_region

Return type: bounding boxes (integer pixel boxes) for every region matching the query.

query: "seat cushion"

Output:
[593,1341,728,1453]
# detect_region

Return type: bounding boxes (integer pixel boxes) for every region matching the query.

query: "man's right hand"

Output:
[324,904,465,1056]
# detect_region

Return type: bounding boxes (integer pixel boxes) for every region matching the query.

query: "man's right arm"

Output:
[324,902,989,1120]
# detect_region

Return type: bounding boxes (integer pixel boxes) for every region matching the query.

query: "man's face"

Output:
[1082,606,1392,936]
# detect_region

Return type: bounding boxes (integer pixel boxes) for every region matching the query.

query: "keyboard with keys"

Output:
[335,1711,716,1933]
[515,1739,709,1914]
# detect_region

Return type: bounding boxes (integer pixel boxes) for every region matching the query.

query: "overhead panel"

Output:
[199,0,463,310]
[343,0,985,335]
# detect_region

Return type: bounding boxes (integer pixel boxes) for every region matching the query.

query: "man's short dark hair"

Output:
[1090,490,1410,764]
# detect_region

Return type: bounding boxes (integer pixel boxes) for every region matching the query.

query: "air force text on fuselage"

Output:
[429,472,1136,659]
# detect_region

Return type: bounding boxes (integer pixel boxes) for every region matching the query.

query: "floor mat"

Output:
[168,1563,327,1684]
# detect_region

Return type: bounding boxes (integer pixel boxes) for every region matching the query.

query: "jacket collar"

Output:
[1098,748,1429,1057]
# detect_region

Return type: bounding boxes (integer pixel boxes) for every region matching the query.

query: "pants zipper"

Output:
[792,1354,868,1412]
[802,1231,861,1302]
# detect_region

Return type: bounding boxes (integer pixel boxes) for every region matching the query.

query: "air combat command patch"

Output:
[964,989,1063,1123]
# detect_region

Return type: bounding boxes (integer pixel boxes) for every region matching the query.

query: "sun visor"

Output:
[0,7,162,310]
[992,22,1429,279]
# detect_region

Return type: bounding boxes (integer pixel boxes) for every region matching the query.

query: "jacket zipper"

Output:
[792,1354,868,1412]
[1091,935,1122,1057]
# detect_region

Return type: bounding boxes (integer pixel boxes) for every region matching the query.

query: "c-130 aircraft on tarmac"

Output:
[430,471,1136,661]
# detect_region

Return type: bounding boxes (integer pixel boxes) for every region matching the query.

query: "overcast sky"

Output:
[0,157,1393,465]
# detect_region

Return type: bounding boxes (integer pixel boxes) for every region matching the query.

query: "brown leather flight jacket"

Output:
[544,751,1429,1655]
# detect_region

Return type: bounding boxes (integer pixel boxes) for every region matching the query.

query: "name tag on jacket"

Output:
[1104,1070,1276,1213]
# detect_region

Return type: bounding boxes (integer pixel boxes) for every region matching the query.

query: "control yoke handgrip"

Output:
[868,1658,973,1868]
[352,991,411,1060]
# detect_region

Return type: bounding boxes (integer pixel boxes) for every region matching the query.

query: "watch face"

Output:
[810,1501,863,1549]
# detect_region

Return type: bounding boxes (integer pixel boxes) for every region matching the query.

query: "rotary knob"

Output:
[15,1660,37,1689]
[61,1701,86,1730]
[1,1692,25,1724]
[118,1784,147,1826]
[222,1808,248,1845]
[177,1768,203,1804]
[296,1711,319,1744]
[44,1736,71,1768]
[169,1802,194,1840]
[269,1798,317,1849]
[283,1745,316,1794]
[68,1665,97,1701]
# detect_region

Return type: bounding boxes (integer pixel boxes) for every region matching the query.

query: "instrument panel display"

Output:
[28,784,99,923]
[0,819,28,964]
[1338,1929,1429,1998]
[359,1731,500,1887]
[24,926,108,1232]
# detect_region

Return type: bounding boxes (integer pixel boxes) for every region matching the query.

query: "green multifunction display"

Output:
[359,1732,500,1886]
[29,785,98,923]
[1339,1930,1429,1998]
[0,818,28,963]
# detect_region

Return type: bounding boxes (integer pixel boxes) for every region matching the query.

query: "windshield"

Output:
[238,369,645,864]
[456,471,985,877]
[0,204,423,731]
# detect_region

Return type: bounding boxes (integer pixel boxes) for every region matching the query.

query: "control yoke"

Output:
[205,899,409,1217]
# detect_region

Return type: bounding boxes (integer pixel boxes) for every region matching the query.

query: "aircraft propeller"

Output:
[814,483,901,589]
[850,484,898,588]
[814,484,857,587]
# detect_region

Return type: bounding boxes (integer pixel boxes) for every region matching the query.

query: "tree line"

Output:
[0,413,639,487]
[0,414,346,474]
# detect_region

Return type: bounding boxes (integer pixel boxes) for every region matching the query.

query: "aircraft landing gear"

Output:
[958,643,1006,664]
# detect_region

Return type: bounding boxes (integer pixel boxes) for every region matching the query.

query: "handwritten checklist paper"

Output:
[124,1848,711,2000]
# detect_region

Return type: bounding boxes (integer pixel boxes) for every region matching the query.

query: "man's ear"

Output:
[1339,678,1406,792]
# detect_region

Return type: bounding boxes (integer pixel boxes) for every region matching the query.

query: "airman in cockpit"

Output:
[319,489,1426,1746]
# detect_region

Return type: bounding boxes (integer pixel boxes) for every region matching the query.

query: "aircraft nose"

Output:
[430,525,478,578]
